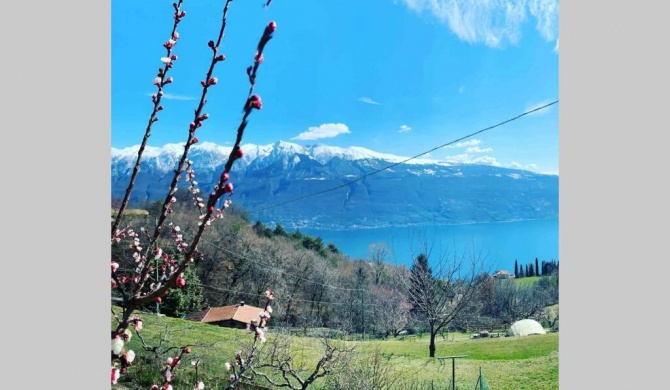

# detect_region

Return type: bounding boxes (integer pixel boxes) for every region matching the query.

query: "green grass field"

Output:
[112,307,558,389]
[513,276,541,286]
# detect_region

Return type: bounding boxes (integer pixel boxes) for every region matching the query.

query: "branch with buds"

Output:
[111,0,280,386]
[224,289,276,389]
[112,0,185,236]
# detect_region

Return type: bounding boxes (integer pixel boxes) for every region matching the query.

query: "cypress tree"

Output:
[514,260,519,277]
[535,258,540,276]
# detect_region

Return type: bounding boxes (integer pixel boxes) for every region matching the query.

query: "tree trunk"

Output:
[429,329,437,358]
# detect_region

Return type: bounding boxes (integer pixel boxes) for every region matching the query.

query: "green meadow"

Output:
[112,307,558,390]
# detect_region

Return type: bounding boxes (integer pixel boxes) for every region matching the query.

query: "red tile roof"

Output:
[185,304,264,325]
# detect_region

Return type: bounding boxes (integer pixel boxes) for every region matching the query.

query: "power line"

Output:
[198,283,381,307]
[248,100,558,214]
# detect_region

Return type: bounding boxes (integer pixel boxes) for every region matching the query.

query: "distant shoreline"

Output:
[276,216,560,232]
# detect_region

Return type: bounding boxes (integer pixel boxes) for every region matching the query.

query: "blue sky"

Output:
[112,0,559,174]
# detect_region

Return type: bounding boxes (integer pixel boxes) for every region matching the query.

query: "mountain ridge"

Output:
[111,140,559,229]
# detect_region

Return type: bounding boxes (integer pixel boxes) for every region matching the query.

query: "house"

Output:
[492,270,511,279]
[184,302,265,329]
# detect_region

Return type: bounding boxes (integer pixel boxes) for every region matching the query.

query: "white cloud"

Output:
[358,97,381,105]
[291,123,351,141]
[553,38,559,53]
[398,0,558,48]
[466,146,493,153]
[146,92,197,101]
[445,153,543,172]
[446,139,481,148]
[399,124,412,133]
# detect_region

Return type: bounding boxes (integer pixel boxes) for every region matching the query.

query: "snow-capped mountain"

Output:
[111,141,558,229]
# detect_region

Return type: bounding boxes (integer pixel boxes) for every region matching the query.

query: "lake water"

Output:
[300,218,559,272]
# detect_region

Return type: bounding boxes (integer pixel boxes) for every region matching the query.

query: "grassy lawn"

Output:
[513,276,541,286]
[112,307,558,390]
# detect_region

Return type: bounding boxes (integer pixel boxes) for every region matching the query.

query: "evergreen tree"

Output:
[535,257,540,276]
[160,266,208,318]
[514,260,519,277]
[529,264,535,277]
[409,253,433,315]
[525,264,529,277]
[273,223,287,237]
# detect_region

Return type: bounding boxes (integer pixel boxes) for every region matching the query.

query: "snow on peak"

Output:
[111,140,448,171]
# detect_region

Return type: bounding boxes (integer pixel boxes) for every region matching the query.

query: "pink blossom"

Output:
[224,362,232,371]
[195,381,205,390]
[111,262,119,273]
[111,367,121,384]
[223,183,234,193]
[132,319,143,331]
[248,94,263,110]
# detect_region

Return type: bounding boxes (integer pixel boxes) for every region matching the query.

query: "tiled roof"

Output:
[185,304,264,325]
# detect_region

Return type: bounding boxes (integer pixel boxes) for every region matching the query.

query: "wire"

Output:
[248,100,558,214]
[198,283,382,307]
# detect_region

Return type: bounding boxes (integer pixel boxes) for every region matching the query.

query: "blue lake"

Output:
[300,218,559,272]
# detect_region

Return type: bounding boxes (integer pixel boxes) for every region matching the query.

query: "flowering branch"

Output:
[126,18,277,318]
[225,289,275,388]
[112,0,185,237]
[112,0,280,387]
[134,0,235,298]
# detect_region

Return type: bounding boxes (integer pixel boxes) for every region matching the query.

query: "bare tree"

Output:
[368,242,392,285]
[406,249,486,357]
[249,333,354,389]
[372,284,412,338]
[493,279,553,324]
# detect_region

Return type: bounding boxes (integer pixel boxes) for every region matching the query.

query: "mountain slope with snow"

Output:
[111,141,558,229]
